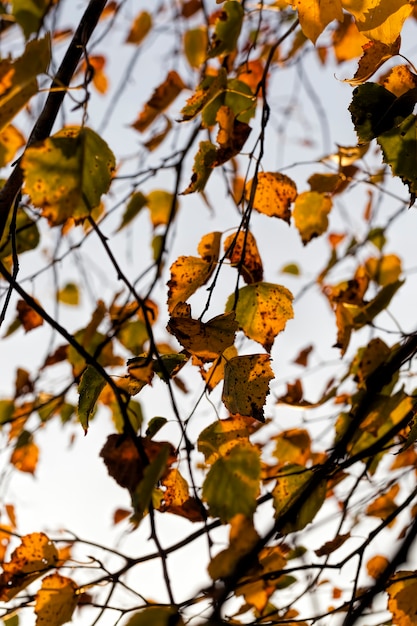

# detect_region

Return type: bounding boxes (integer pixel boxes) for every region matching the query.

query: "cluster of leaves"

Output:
[1,1,417,626]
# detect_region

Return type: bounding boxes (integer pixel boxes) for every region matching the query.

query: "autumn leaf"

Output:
[236,546,288,613]
[181,68,227,122]
[167,309,237,361]
[167,232,221,312]
[245,172,297,222]
[222,354,274,422]
[0,124,25,167]
[0,532,58,601]
[132,70,185,132]
[57,282,79,306]
[208,514,260,579]
[126,11,152,45]
[272,429,312,469]
[366,484,399,522]
[367,555,389,579]
[382,65,417,97]
[125,607,184,626]
[202,442,260,521]
[387,571,417,626]
[0,36,50,132]
[16,299,44,331]
[343,37,401,85]
[198,414,257,464]
[378,114,417,198]
[184,27,208,68]
[343,0,413,44]
[22,126,115,225]
[10,435,39,474]
[332,14,368,63]
[293,191,333,244]
[292,0,343,45]
[160,468,205,522]
[182,140,218,193]
[224,230,263,284]
[272,464,326,533]
[226,282,294,352]
[35,574,78,626]
[208,1,244,58]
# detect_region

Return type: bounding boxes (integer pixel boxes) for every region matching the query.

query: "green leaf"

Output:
[0,209,40,259]
[22,126,115,225]
[182,141,217,194]
[184,27,208,68]
[125,607,184,626]
[226,282,294,352]
[77,366,106,434]
[11,0,50,38]
[293,191,332,245]
[117,191,147,231]
[272,464,326,533]
[222,354,274,422]
[181,69,227,122]
[145,416,168,438]
[378,114,417,198]
[0,35,50,132]
[0,399,14,424]
[202,443,260,521]
[132,443,171,522]
[349,82,417,143]
[208,1,244,58]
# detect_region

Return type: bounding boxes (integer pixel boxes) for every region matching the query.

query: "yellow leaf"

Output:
[198,413,257,464]
[0,532,58,601]
[293,191,332,244]
[0,124,25,167]
[224,230,263,284]
[272,429,312,468]
[226,282,294,352]
[237,546,288,612]
[245,172,297,222]
[387,571,417,626]
[367,555,389,579]
[365,254,402,286]
[332,14,369,63]
[366,484,399,523]
[222,354,274,422]
[343,0,413,44]
[167,232,221,313]
[200,344,238,391]
[57,282,79,306]
[132,70,185,133]
[126,11,152,45]
[292,0,343,44]
[168,310,237,361]
[382,65,417,97]
[160,469,204,522]
[35,574,78,626]
[208,515,260,579]
[147,190,176,228]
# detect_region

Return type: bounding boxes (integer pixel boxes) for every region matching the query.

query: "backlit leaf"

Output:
[214,105,251,164]
[0,124,25,167]
[0,35,50,132]
[11,437,38,474]
[245,172,297,222]
[12,0,50,38]
[57,282,79,306]
[332,14,368,63]
[222,354,274,422]
[181,68,227,122]
[293,191,332,244]
[184,27,208,68]
[160,468,204,522]
[198,414,256,464]
[273,429,312,468]
[200,344,238,391]
[378,114,417,198]
[365,254,402,285]
[208,1,244,58]
[367,555,389,579]
[132,71,185,132]
[292,0,343,45]
[167,310,237,361]
[22,126,115,225]
[126,11,152,45]
[226,282,294,352]
[343,0,413,44]
[35,574,78,626]
[202,442,260,521]
[0,208,40,260]
[224,230,263,284]
[382,65,417,97]
[387,571,417,626]
[147,190,175,228]
[208,514,260,580]
[366,484,399,522]
[272,464,326,533]
[125,607,184,626]
[343,38,401,85]
[167,232,221,312]
[16,298,44,331]
[77,366,106,434]
[0,532,58,601]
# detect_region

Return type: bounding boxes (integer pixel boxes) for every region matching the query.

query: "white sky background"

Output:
[1,2,417,625]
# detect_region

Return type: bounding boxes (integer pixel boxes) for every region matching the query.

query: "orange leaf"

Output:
[224,230,263,284]
[11,440,39,474]
[16,299,44,331]
[0,532,58,601]
[132,70,185,132]
[160,469,205,522]
[35,573,78,626]
[245,172,297,222]
[344,38,401,85]
[367,555,389,579]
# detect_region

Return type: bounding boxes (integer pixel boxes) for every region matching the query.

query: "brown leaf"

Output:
[293,345,313,367]
[224,230,263,284]
[344,37,401,86]
[16,299,44,331]
[214,106,251,165]
[168,310,237,361]
[14,368,33,397]
[315,533,351,557]
[132,71,185,132]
